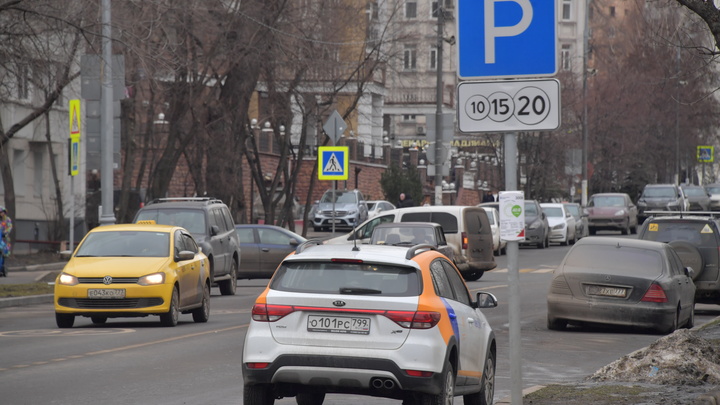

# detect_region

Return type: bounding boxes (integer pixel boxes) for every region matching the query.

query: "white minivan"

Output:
[324,205,496,280]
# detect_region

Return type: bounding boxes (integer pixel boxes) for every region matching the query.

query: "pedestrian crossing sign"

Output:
[318,146,349,180]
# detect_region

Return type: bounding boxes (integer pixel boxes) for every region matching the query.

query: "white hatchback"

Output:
[242,242,498,405]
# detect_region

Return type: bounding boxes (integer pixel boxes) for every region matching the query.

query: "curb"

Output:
[496,385,546,404]
[0,294,53,308]
[7,262,66,272]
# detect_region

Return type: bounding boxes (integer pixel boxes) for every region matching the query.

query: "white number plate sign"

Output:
[457,79,560,133]
[307,315,371,335]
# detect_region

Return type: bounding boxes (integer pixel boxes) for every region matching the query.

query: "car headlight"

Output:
[614,210,625,216]
[58,272,78,286]
[552,223,564,230]
[348,208,358,215]
[528,220,542,230]
[138,272,166,286]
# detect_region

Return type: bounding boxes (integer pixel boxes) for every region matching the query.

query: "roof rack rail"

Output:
[148,197,222,205]
[405,244,437,260]
[296,239,324,254]
[645,210,720,219]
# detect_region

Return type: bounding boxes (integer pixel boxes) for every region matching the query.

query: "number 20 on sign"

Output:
[457,79,560,133]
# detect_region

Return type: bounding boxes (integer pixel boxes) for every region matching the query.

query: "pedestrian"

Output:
[0,206,12,277]
[398,193,415,208]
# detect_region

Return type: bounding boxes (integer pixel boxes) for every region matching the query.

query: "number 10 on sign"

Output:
[457,79,560,133]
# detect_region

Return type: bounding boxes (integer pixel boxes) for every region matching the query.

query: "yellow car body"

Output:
[54,223,211,328]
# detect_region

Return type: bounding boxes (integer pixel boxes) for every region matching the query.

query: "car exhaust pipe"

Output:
[383,379,395,389]
[371,378,395,390]
[371,378,384,389]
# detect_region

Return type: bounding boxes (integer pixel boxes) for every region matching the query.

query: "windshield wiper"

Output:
[339,287,382,295]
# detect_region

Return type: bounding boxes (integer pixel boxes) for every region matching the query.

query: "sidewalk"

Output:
[0,261,64,308]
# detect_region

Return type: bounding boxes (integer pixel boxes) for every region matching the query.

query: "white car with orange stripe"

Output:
[242,242,498,405]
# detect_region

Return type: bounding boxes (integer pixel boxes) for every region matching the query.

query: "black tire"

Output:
[537,237,545,249]
[659,307,680,335]
[417,361,454,405]
[160,287,179,327]
[219,259,238,296]
[589,227,597,235]
[192,282,210,323]
[547,316,567,331]
[464,348,496,405]
[244,383,275,405]
[296,392,325,405]
[464,271,484,282]
[56,313,75,328]
[668,241,704,280]
[91,316,107,325]
[684,302,695,329]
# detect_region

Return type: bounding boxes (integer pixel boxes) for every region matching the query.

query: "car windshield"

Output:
[563,244,663,277]
[270,262,420,296]
[706,186,720,194]
[642,187,676,199]
[565,205,580,217]
[683,187,706,197]
[589,196,625,207]
[367,202,377,210]
[321,191,358,204]
[135,208,206,234]
[641,220,717,245]
[543,207,564,217]
[524,202,538,216]
[75,231,170,257]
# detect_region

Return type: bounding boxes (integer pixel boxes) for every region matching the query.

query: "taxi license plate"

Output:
[307,315,370,335]
[587,285,626,298]
[88,289,126,299]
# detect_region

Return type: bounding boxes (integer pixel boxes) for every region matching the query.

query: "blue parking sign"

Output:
[456,0,557,79]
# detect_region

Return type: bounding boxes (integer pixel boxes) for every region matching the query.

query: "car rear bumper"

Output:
[588,217,627,230]
[547,295,677,330]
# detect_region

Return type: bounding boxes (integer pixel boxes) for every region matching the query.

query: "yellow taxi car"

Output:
[54,223,211,328]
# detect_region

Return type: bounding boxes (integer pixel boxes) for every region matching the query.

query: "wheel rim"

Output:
[171,289,179,323]
[442,369,454,405]
[484,355,495,404]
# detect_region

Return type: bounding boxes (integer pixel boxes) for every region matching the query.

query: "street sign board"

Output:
[318,146,349,180]
[323,110,347,145]
[68,99,81,176]
[457,79,560,133]
[456,0,557,79]
[698,146,714,163]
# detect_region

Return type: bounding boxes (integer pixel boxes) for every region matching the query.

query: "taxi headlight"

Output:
[138,273,165,286]
[58,272,78,286]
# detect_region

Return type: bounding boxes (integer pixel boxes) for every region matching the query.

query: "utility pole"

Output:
[434,7,445,206]
[99,0,116,225]
[581,0,590,207]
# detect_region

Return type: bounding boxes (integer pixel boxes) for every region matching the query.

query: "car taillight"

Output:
[251,304,295,322]
[385,311,441,329]
[246,362,270,369]
[462,232,468,250]
[641,283,668,303]
[405,369,434,377]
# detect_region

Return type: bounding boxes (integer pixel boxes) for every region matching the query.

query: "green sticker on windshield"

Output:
[511,205,522,217]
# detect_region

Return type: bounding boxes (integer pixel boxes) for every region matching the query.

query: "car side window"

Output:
[236,227,255,244]
[182,233,199,254]
[358,214,395,239]
[220,207,235,231]
[211,208,227,232]
[174,230,186,254]
[440,260,471,306]
[259,229,292,245]
[667,247,685,276]
[430,260,454,300]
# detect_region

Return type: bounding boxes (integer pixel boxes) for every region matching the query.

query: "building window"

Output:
[430,48,438,70]
[561,44,572,71]
[13,149,25,197]
[16,64,29,100]
[34,150,43,198]
[403,114,417,121]
[562,0,572,20]
[405,1,417,18]
[404,45,417,70]
[432,1,439,17]
[609,6,615,17]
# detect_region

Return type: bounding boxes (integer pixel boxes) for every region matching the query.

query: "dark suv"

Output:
[638,213,720,304]
[134,197,241,295]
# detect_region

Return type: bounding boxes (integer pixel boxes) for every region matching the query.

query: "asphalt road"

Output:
[1,231,717,404]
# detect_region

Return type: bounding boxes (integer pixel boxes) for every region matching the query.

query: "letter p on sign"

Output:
[485,0,533,64]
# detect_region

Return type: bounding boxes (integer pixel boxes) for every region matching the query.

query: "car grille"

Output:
[320,210,348,217]
[58,298,164,309]
[77,277,140,284]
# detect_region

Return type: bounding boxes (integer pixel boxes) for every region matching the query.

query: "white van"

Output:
[324,205,496,280]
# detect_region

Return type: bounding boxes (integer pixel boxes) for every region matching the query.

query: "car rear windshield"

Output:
[135,208,206,234]
[641,220,717,246]
[642,187,676,198]
[76,231,170,258]
[565,205,580,217]
[321,191,358,204]
[401,212,458,233]
[589,196,625,207]
[270,262,421,296]
[683,187,707,197]
[563,244,663,276]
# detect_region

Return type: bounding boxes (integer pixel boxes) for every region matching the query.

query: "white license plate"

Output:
[88,289,126,299]
[330,220,342,224]
[587,285,626,298]
[307,315,371,335]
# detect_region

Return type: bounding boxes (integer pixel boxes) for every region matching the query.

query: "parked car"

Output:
[133,197,241,295]
[312,189,369,231]
[637,184,688,223]
[366,200,396,218]
[323,205,496,281]
[540,203,577,246]
[54,223,211,328]
[481,206,506,255]
[234,224,307,279]
[563,202,589,239]
[242,242,498,405]
[681,184,711,211]
[586,192,639,235]
[520,200,550,249]
[546,237,696,334]
[637,213,720,304]
[369,222,455,262]
[705,183,720,211]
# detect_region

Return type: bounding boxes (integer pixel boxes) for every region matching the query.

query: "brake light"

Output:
[251,304,295,322]
[385,311,441,329]
[405,369,434,377]
[331,258,364,264]
[246,362,270,369]
[641,284,668,303]
[462,232,468,250]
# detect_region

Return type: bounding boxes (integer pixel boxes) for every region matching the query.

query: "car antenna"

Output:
[352,223,360,251]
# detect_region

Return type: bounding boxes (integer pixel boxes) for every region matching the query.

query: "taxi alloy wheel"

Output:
[160,287,179,327]
[417,361,454,405]
[192,282,210,323]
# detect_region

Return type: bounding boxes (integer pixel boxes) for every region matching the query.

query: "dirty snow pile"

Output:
[588,328,720,386]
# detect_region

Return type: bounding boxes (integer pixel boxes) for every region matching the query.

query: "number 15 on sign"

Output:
[457,79,560,133]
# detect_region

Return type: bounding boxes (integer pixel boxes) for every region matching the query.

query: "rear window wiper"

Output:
[339,287,382,295]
